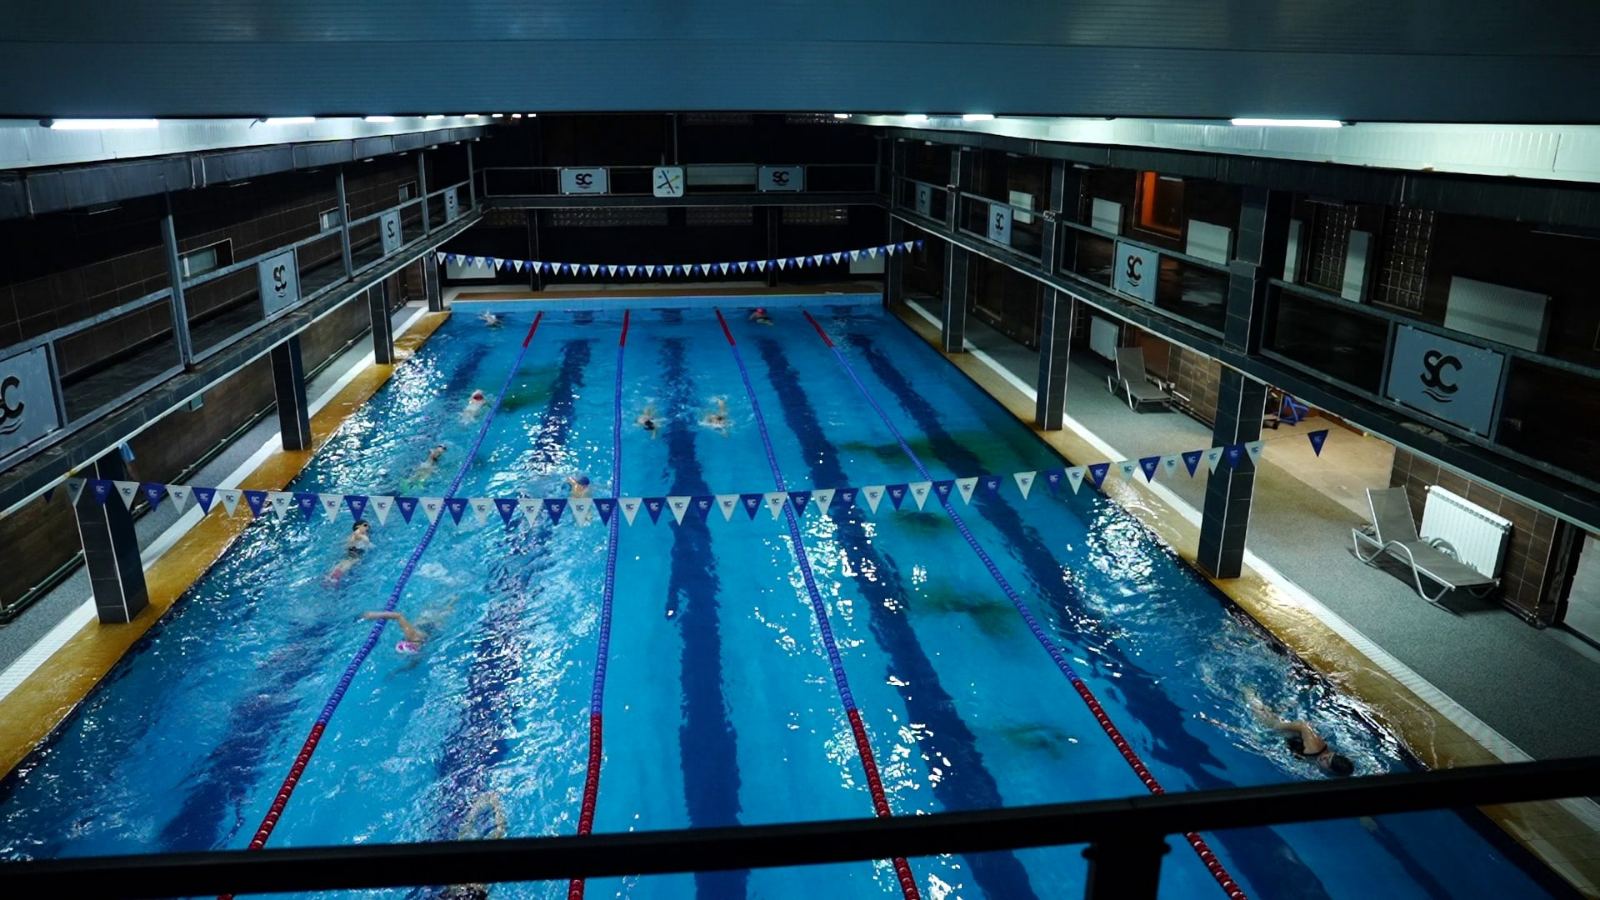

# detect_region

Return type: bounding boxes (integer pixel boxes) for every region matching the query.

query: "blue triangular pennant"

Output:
[395,496,419,523]
[692,496,714,521]
[90,479,113,504]
[789,491,812,515]
[243,490,269,518]
[886,484,908,509]
[1139,456,1161,482]
[1043,469,1065,493]
[740,493,763,519]
[494,497,519,525]
[343,495,368,521]
[192,485,216,513]
[981,475,1003,494]
[644,497,665,524]
[1308,429,1329,457]
[141,482,166,511]
[1182,450,1203,476]
[933,479,954,501]
[295,492,318,519]
[446,497,469,524]
[595,497,616,524]
[834,487,857,511]
[545,498,568,524]
[1087,463,1110,488]
[1225,444,1245,468]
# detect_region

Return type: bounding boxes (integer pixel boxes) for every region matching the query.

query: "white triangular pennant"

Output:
[831,252,844,264]
[776,258,789,270]
[470,497,495,525]
[608,265,619,277]
[114,480,140,509]
[756,260,768,271]
[763,492,786,520]
[1245,440,1265,465]
[908,481,932,510]
[667,496,690,525]
[867,246,880,258]
[812,488,835,515]
[1064,467,1086,494]
[625,265,637,277]
[737,262,749,273]
[1205,447,1224,473]
[420,497,444,524]
[810,254,824,266]
[718,263,729,274]
[620,497,642,526]
[1118,460,1139,481]
[219,489,242,516]
[955,477,978,504]
[862,485,885,513]
[268,491,294,519]
[1162,456,1181,478]
[166,484,191,513]
[65,477,87,504]
[571,497,596,526]
[1013,471,1036,499]
[516,497,541,524]
[370,495,394,524]
[716,494,740,522]
[320,493,343,519]
[436,252,448,265]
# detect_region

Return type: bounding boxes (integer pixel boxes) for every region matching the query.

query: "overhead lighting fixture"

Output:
[364,115,396,123]
[903,114,928,123]
[511,113,523,119]
[263,116,315,125]
[527,113,537,118]
[47,118,158,130]
[962,113,995,121]
[491,113,505,118]
[465,114,484,119]
[425,114,445,120]
[833,113,851,120]
[1229,117,1344,128]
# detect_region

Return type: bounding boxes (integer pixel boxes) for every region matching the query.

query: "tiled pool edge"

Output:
[0,310,450,781]
[890,299,1600,897]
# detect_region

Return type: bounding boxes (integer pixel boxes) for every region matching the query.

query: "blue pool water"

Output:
[0,300,1565,899]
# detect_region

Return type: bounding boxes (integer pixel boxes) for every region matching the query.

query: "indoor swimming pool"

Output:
[0,296,1567,899]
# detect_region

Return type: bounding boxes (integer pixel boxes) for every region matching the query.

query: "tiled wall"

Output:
[1130,331,1223,427]
[0,159,422,379]
[1389,448,1566,624]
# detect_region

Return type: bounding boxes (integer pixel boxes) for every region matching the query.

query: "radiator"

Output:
[1419,485,1513,579]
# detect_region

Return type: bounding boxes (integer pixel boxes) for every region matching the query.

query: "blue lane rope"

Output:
[242,313,544,855]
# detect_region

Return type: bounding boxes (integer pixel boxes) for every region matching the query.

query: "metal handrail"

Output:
[2,285,173,356]
[478,163,876,172]
[2,757,1594,899]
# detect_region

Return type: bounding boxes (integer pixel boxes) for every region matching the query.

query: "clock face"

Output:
[653,166,685,198]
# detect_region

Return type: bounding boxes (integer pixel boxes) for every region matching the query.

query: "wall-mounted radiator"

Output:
[1420,485,1513,579]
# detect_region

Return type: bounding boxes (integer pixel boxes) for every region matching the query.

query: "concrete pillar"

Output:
[941,244,970,353]
[74,453,149,624]
[369,278,395,364]
[423,253,445,312]
[160,195,195,366]
[1196,371,1269,579]
[947,147,974,233]
[271,337,312,451]
[883,218,906,308]
[1035,288,1073,430]
[1225,186,1292,354]
[335,168,355,279]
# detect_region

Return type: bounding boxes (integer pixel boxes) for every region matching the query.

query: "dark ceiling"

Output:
[5,1,1600,123]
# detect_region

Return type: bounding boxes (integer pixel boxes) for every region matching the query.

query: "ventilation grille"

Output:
[1374,207,1435,312]
[782,206,850,226]
[686,206,753,226]
[544,208,670,228]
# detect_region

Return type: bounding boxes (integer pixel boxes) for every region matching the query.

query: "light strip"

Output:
[263,117,316,126]
[363,115,396,123]
[903,114,928,123]
[1230,117,1344,128]
[962,113,996,122]
[47,118,158,131]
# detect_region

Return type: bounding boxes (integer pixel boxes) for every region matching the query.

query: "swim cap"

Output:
[578,476,591,486]
[472,390,486,400]
[396,640,421,654]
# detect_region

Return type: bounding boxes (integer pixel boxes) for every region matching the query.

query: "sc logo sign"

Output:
[1419,350,1461,403]
[272,264,289,297]
[769,171,790,186]
[0,375,25,436]
[1123,253,1144,287]
[574,172,594,188]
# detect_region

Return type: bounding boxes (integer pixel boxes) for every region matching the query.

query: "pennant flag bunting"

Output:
[1308,429,1330,457]
[1161,456,1180,479]
[812,488,836,514]
[789,491,812,515]
[1087,463,1110,488]
[644,497,665,524]
[243,489,268,517]
[268,491,294,519]
[295,492,319,519]
[546,498,569,525]
[65,477,87,505]
[89,479,114,505]
[909,481,932,510]
[981,475,1003,495]
[1118,460,1139,481]
[861,485,885,513]
[115,480,141,509]
[193,485,216,513]
[1245,440,1265,467]
[595,498,616,524]
[740,493,763,520]
[470,497,495,525]
[620,497,642,526]
[142,482,166,511]
[886,483,908,509]
[492,497,518,526]
[1013,471,1036,499]
[667,496,690,525]
[1182,450,1203,476]
[346,494,369,522]
[395,496,419,523]
[444,497,468,524]
[691,496,714,521]
[934,479,954,502]
[571,498,596,527]
[763,492,787,520]
[420,497,444,524]
[1205,447,1224,473]
[1224,444,1245,469]
[220,489,244,516]
[369,495,394,524]
[717,494,739,522]
[956,477,978,504]
[1065,466,1086,494]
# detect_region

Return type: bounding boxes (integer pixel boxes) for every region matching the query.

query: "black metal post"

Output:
[270,336,311,451]
[1082,835,1170,900]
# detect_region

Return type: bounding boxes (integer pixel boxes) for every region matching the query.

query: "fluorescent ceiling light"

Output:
[48,118,158,130]
[511,113,523,118]
[364,115,396,123]
[833,113,851,119]
[425,114,445,120]
[904,114,928,123]
[491,113,505,118]
[263,116,315,125]
[962,113,995,121]
[466,114,484,118]
[1230,117,1343,128]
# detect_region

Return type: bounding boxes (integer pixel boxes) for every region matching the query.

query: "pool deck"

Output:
[0,307,449,780]
[892,299,1600,896]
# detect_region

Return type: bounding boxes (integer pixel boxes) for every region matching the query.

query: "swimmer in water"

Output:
[361,594,460,654]
[462,389,488,422]
[439,792,508,899]
[567,474,591,498]
[1246,689,1355,777]
[636,404,659,439]
[480,312,503,328]
[702,397,730,435]
[748,306,773,325]
[403,444,446,489]
[325,520,373,586]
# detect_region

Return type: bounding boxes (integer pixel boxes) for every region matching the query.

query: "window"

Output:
[1373,207,1435,312]
[179,239,232,279]
[1304,201,1356,292]
[686,206,753,226]
[1134,172,1185,238]
[319,207,343,231]
[544,208,669,227]
[782,206,849,226]
[399,181,418,202]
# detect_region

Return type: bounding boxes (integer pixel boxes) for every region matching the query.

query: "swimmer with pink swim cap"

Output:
[362,594,460,656]
[461,388,489,423]
[748,307,773,325]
